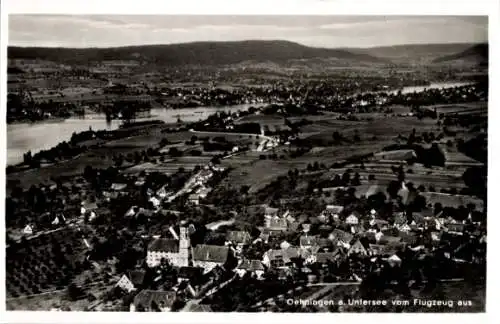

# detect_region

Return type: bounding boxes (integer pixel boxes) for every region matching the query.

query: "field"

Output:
[7,153,117,189]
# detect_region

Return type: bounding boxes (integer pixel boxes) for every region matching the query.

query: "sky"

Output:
[8,15,488,48]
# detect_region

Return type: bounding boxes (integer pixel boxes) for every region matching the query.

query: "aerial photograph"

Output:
[5,15,487,312]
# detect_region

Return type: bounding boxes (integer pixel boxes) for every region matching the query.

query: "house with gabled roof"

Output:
[226,231,252,246]
[346,213,360,225]
[386,254,402,267]
[446,223,466,235]
[266,217,288,232]
[264,206,279,218]
[328,229,353,247]
[192,244,231,274]
[313,248,344,265]
[368,244,402,257]
[235,259,266,279]
[299,235,319,250]
[116,274,135,293]
[128,270,146,288]
[262,248,303,269]
[348,239,369,257]
[181,302,213,312]
[130,290,176,312]
[319,205,344,223]
[23,224,34,235]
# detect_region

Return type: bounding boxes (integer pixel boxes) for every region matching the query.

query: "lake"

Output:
[7,103,263,166]
[6,81,475,166]
[391,81,474,95]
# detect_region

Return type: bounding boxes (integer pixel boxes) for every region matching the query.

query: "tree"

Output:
[66,283,84,301]
[387,180,401,199]
[353,130,361,142]
[351,172,361,186]
[462,167,486,197]
[341,171,350,185]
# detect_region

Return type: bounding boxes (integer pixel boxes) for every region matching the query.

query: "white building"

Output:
[146,227,190,268]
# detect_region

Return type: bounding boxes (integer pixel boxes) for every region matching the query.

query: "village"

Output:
[5,30,488,312]
[6,93,487,311]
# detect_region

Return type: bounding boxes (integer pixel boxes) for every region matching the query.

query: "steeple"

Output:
[178,225,190,267]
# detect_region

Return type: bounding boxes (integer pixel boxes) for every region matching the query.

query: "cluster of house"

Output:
[112,199,485,312]
[187,168,215,206]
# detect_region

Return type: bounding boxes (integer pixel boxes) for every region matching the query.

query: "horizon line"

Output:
[7,39,488,51]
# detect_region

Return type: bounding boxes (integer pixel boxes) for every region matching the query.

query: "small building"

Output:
[128,270,146,289]
[188,194,200,205]
[348,239,368,257]
[319,205,344,222]
[264,206,279,219]
[346,214,359,225]
[329,229,353,246]
[116,274,135,293]
[386,254,403,267]
[226,231,252,247]
[262,248,302,269]
[299,235,319,250]
[130,290,176,312]
[192,244,230,274]
[446,223,466,235]
[149,196,161,208]
[181,303,213,312]
[235,259,265,279]
[368,244,400,257]
[110,183,128,191]
[313,249,343,265]
[23,224,34,235]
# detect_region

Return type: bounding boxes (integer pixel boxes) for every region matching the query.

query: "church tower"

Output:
[178,226,190,267]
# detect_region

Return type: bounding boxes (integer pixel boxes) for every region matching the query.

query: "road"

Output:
[189,129,279,152]
[206,218,235,231]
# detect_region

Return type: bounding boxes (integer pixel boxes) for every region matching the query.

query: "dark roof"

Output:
[148,238,179,253]
[178,266,203,279]
[399,232,418,245]
[237,259,265,271]
[349,239,368,253]
[264,206,279,216]
[265,248,302,263]
[226,231,252,244]
[447,223,466,232]
[133,290,176,309]
[318,238,333,249]
[192,245,229,263]
[369,243,403,256]
[379,235,403,245]
[181,303,213,312]
[300,235,319,247]
[267,218,288,231]
[324,205,344,214]
[128,270,146,286]
[330,229,354,243]
[315,250,342,263]
[394,213,407,225]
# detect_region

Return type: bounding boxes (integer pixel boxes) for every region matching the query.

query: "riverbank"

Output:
[7,103,266,166]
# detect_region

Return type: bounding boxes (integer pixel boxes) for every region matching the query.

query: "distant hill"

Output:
[432,44,488,66]
[348,43,484,65]
[8,40,388,67]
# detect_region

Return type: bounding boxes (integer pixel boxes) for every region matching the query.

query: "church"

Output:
[146,226,190,268]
